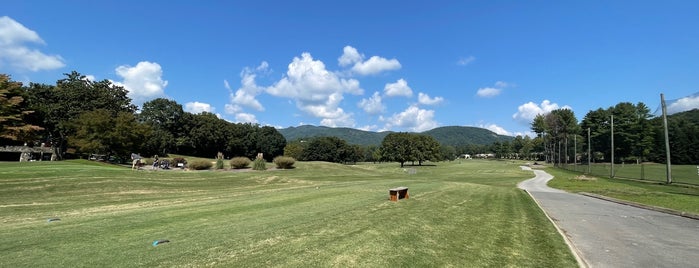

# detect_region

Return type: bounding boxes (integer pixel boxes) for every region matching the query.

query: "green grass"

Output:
[0,159,576,267]
[547,167,699,215]
[561,162,699,185]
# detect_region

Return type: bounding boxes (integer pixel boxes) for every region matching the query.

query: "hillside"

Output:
[422,126,514,147]
[278,125,513,147]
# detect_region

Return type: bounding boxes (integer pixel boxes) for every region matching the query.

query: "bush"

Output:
[189,160,213,170]
[230,157,251,169]
[273,156,296,169]
[173,157,187,168]
[252,158,266,171]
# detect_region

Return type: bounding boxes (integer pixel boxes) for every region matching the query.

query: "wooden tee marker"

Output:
[389,187,409,201]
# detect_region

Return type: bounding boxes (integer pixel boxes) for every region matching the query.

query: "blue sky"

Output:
[2,1,698,136]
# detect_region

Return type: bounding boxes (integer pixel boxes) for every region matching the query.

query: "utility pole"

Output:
[587,127,591,174]
[574,134,577,170]
[661,93,672,184]
[611,114,614,178]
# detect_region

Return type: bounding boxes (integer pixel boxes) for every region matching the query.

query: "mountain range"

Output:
[278,125,514,147]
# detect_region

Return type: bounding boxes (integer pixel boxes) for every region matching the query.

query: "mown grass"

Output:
[560,162,699,185]
[546,167,699,215]
[0,159,576,267]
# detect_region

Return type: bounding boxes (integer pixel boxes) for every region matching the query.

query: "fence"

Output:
[560,162,699,186]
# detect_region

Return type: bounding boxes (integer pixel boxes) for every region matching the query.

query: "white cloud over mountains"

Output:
[381,105,438,132]
[221,46,442,131]
[0,16,65,72]
[512,100,572,124]
[667,94,699,114]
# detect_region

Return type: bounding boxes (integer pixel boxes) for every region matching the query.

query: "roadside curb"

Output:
[579,192,699,221]
[522,189,589,268]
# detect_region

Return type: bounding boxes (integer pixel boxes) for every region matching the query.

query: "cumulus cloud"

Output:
[512,100,572,124]
[476,87,501,97]
[667,94,699,114]
[479,123,511,136]
[185,101,214,114]
[352,56,401,75]
[418,92,444,105]
[0,16,65,71]
[382,105,438,132]
[384,79,413,98]
[235,112,258,123]
[231,64,267,111]
[339,45,401,75]
[112,61,168,107]
[476,81,514,98]
[457,56,475,66]
[358,91,385,115]
[338,46,363,67]
[266,52,362,127]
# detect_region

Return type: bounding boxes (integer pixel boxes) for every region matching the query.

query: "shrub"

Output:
[230,157,251,169]
[173,157,187,168]
[273,156,296,169]
[215,152,225,170]
[252,158,266,171]
[189,160,213,170]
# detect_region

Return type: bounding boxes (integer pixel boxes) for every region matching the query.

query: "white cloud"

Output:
[338,46,363,67]
[0,16,65,71]
[494,81,512,88]
[418,92,444,105]
[358,92,385,115]
[512,100,572,124]
[339,46,401,75]
[667,95,699,114]
[84,74,96,82]
[225,103,242,114]
[382,105,438,132]
[112,61,168,107]
[457,56,475,66]
[384,78,413,98]
[185,101,214,114]
[476,87,501,97]
[229,68,265,111]
[479,124,511,136]
[235,112,258,123]
[351,56,401,75]
[266,52,362,126]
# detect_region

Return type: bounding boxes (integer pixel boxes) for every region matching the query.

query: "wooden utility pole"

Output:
[611,114,614,178]
[661,93,672,184]
[587,127,591,174]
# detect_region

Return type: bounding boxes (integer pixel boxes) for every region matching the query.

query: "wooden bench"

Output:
[389,187,409,201]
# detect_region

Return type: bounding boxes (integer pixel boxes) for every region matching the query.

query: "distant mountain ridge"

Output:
[278,125,513,147]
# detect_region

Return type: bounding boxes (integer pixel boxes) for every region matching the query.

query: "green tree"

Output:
[380,132,414,167]
[68,109,150,158]
[26,71,136,159]
[411,134,441,165]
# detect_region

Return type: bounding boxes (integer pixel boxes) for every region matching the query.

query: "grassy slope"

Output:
[546,167,699,215]
[0,160,575,267]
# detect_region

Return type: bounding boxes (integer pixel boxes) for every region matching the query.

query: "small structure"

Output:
[389,187,409,201]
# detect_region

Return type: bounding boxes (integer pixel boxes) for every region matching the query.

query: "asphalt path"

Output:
[518,167,699,268]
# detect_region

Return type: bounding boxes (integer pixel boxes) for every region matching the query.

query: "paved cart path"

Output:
[518,167,699,268]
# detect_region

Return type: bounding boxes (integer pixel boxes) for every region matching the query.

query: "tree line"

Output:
[0,72,285,161]
[528,102,698,165]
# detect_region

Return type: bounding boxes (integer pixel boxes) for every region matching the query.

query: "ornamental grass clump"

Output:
[252,153,266,171]
[215,152,225,170]
[230,157,251,169]
[273,156,296,169]
[189,160,213,170]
